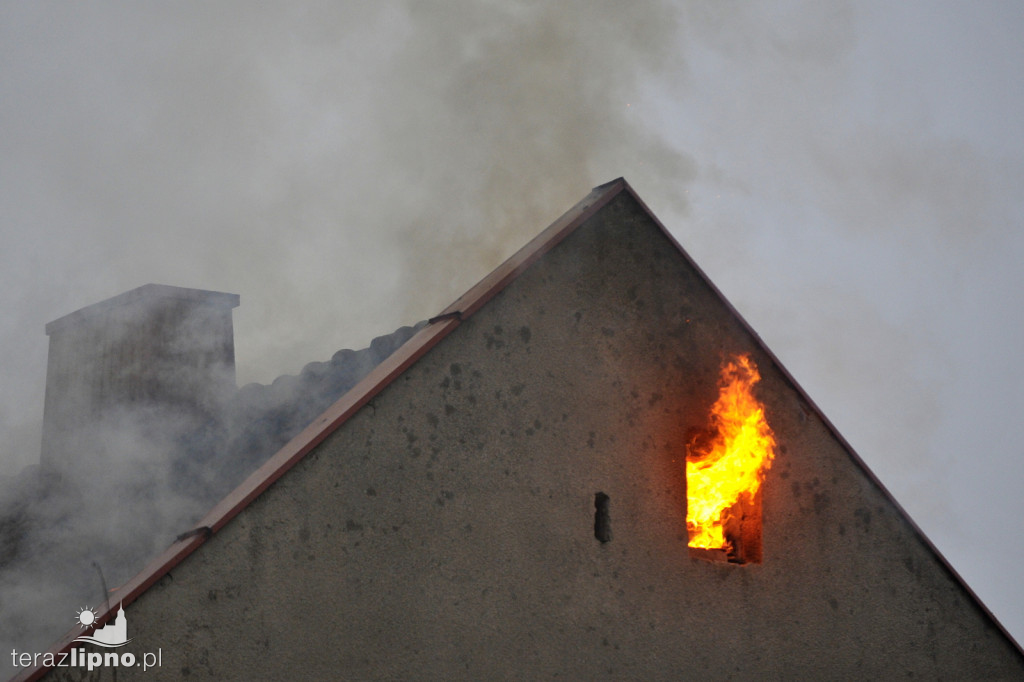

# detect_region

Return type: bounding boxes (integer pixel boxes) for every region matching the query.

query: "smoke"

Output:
[0,4,694,670]
[661,0,1024,644]
[0,0,693,473]
[375,1,695,319]
[4,0,1024,670]
[0,288,422,676]
[0,292,232,671]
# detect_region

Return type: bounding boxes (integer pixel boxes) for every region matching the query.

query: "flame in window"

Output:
[686,354,776,555]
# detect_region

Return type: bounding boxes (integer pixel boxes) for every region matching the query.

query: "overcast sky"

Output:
[2,1,1022,646]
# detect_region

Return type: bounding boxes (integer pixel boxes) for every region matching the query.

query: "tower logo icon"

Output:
[73,603,132,647]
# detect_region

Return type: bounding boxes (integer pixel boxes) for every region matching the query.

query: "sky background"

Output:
[2,0,1023,646]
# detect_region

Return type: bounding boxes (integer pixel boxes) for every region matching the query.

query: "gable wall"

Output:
[46,192,1024,680]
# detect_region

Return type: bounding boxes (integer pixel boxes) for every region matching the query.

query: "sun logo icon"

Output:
[76,607,97,629]
[72,603,131,647]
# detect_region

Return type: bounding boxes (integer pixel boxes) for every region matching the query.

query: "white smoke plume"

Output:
[3,1,1024,674]
[0,2,695,674]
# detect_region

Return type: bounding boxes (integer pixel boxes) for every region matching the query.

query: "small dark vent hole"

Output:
[594,492,611,543]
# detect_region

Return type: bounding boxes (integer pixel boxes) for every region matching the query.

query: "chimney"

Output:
[40,284,240,481]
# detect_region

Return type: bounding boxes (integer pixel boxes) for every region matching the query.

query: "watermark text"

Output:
[12,647,161,672]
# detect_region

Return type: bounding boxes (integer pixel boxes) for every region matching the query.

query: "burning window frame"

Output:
[685,354,776,565]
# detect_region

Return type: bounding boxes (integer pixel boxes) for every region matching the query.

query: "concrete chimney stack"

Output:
[40,284,240,480]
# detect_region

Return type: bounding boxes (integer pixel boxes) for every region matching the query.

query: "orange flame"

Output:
[686,354,776,551]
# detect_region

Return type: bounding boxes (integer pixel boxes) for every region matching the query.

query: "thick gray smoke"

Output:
[0,300,422,676]
[0,2,694,675]
[4,0,1024,673]
[0,0,693,472]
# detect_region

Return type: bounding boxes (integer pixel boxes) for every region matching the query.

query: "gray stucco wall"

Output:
[45,192,1024,680]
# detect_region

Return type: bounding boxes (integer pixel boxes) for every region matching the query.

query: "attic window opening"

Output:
[685,354,776,564]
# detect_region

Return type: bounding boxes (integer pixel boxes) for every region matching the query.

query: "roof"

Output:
[16,178,1021,680]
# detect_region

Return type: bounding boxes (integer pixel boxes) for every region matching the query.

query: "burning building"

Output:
[12,179,1024,679]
